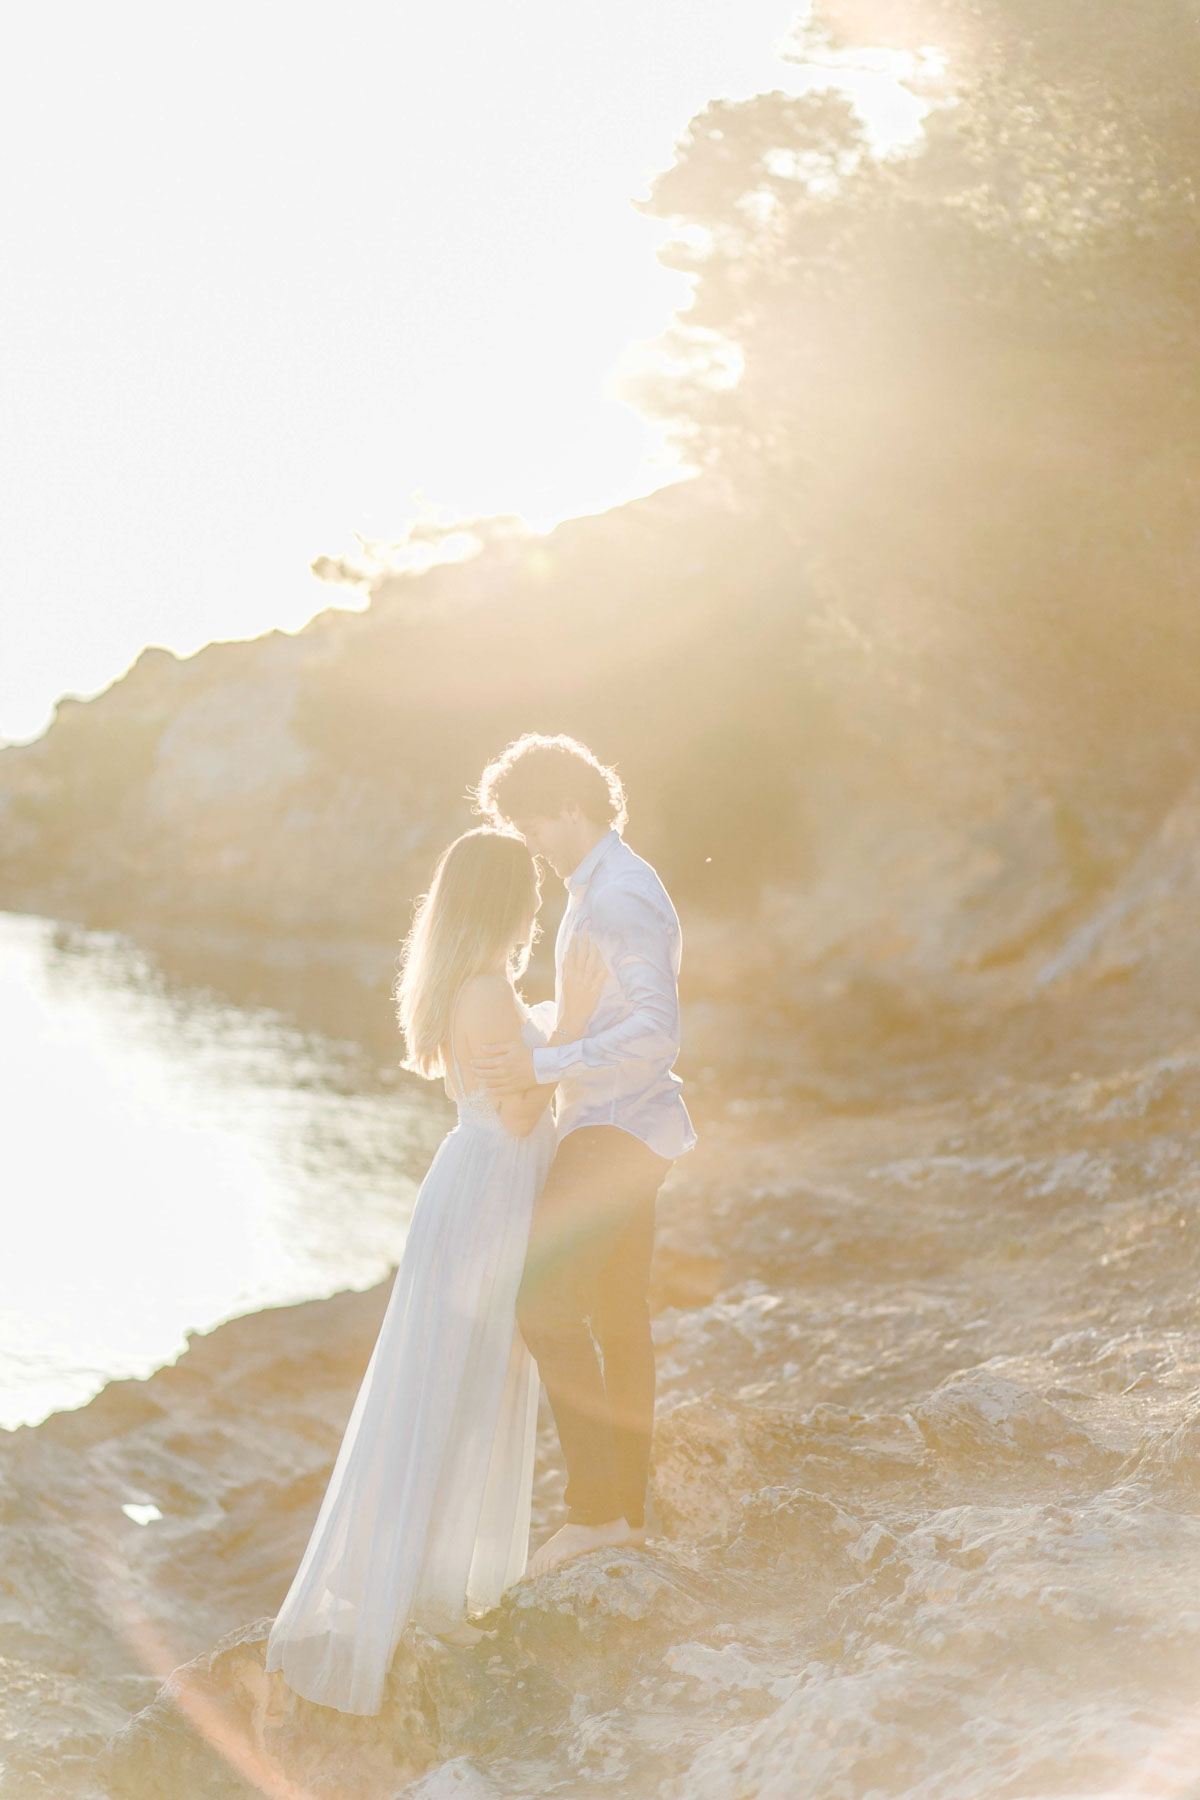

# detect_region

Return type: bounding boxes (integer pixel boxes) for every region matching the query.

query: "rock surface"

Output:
[7,1034,1200,1798]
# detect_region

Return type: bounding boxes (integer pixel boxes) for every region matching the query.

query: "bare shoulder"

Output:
[455,973,522,1040]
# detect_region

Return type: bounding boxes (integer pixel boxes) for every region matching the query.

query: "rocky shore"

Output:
[8,1013,1200,1799]
[7,486,1200,1797]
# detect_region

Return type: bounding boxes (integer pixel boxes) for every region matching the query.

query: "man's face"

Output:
[509,811,577,878]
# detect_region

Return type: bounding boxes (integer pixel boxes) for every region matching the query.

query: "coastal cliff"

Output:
[4,477,1200,1085]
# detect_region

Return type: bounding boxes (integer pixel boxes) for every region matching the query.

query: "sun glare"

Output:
[0,1,936,742]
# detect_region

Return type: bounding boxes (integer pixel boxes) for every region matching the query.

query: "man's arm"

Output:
[473,935,611,1096]
[530,884,680,1085]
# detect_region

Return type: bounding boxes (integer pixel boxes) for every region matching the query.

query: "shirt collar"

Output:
[565,828,620,897]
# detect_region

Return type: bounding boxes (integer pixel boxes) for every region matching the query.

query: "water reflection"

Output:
[0,911,449,1429]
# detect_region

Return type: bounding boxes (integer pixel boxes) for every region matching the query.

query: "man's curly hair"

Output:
[474,733,627,832]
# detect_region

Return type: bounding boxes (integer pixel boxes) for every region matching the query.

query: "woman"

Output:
[264,828,604,1715]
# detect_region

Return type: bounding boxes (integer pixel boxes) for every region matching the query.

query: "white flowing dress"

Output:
[264,1009,554,1715]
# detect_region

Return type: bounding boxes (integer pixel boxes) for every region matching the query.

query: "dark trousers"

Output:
[515,1125,671,1529]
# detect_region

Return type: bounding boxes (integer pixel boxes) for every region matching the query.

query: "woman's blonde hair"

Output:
[395,828,540,1080]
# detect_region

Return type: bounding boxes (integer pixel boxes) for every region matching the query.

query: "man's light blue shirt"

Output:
[529,830,696,1161]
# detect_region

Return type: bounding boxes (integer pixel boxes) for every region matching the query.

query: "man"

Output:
[473,732,695,1575]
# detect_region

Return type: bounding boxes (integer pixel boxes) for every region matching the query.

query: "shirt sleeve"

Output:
[524,998,558,1040]
[531,882,681,1084]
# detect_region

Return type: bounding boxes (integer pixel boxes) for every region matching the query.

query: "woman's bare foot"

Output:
[436,1621,485,1646]
[527,1516,640,1580]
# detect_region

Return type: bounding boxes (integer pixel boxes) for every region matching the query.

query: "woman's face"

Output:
[516,905,538,949]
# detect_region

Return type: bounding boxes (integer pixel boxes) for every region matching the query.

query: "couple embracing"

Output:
[265,733,695,1715]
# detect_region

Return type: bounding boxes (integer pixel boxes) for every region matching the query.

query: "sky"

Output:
[0,3,927,744]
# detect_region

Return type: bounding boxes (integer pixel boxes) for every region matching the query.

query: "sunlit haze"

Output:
[0,3,927,743]
[7,0,1200,1780]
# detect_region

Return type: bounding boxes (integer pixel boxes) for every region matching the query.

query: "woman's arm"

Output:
[454,976,555,1138]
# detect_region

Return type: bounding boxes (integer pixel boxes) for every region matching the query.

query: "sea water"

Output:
[0,911,447,1429]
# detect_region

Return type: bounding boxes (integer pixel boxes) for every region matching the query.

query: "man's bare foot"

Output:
[527,1516,639,1580]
